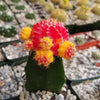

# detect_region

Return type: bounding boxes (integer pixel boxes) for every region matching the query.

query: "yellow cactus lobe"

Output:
[54,20,57,23]
[81,5,85,9]
[86,7,90,11]
[64,0,69,3]
[81,5,90,11]
[58,41,75,60]
[24,40,33,50]
[35,50,54,67]
[20,27,32,40]
[40,37,53,50]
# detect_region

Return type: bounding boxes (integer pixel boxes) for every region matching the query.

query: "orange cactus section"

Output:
[58,41,75,60]
[34,50,54,67]
[40,37,53,50]
[20,27,32,40]
[24,40,33,50]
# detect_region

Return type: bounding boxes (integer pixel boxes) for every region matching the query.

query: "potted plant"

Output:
[19,19,75,99]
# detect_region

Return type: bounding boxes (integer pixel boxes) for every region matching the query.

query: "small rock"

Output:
[0,80,5,87]
[58,94,64,100]
[20,91,25,100]
[31,93,37,100]
[61,87,66,91]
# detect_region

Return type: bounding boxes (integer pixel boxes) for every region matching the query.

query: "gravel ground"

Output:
[12,62,77,100]
[63,51,100,80]
[20,84,76,100]
[79,46,100,64]
[0,35,19,43]
[73,78,100,100]
[2,42,29,60]
[13,62,26,89]
[0,65,20,100]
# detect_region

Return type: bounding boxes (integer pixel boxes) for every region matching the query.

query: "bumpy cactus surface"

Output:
[20,19,75,93]
[25,12,35,19]
[15,5,25,10]
[92,52,100,60]
[44,2,54,13]
[75,36,84,45]
[59,0,73,10]
[0,26,17,37]
[92,31,100,38]
[76,0,90,6]
[0,4,7,11]
[0,12,13,22]
[92,4,100,16]
[51,9,67,22]
[74,5,91,20]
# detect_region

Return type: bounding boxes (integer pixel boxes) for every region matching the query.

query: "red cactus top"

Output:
[20,19,75,67]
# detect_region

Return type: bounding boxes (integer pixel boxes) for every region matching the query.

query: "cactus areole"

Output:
[20,19,75,93]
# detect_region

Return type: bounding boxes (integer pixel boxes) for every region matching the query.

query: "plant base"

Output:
[25,52,65,93]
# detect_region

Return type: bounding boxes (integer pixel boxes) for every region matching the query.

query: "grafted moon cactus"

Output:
[20,19,75,93]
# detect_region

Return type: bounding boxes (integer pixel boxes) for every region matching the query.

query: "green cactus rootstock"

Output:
[25,51,65,93]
